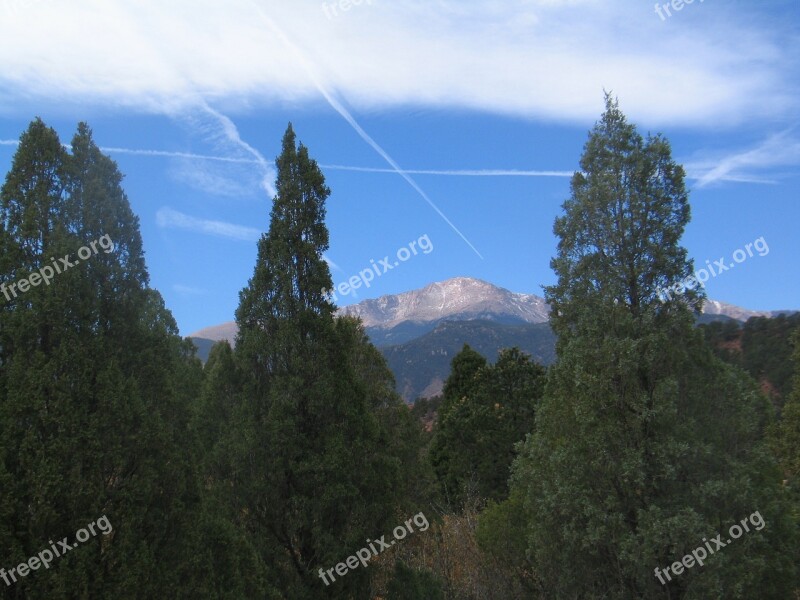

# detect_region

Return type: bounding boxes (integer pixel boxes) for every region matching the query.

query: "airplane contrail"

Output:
[101,146,258,165]
[244,1,485,260]
[322,165,573,177]
[4,138,778,186]
[2,138,572,179]
[1,139,258,165]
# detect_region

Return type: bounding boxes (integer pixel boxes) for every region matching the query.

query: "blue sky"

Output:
[0,0,798,336]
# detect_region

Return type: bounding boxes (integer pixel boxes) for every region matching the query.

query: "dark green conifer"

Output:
[510,96,796,598]
[0,120,207,598]
[231,124,411,598]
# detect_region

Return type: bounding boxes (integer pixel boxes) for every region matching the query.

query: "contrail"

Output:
[4,139,570,178]
[688,131,800,188]
[1,139,259,165]
[156,207,261,241]
[4,139,779,186]
[244,1,484,260]
[100,146,258,165]
[322,165,573,177]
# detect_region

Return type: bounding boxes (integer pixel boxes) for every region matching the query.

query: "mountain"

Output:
[188,277,795,400]
[701,299,794,322]
[190,276,786,347]
[190,337,217,363]
[190,321,238,344]
[341,277,550,341]
[189,277,550,346]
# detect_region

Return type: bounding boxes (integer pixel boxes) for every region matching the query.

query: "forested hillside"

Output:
[701,313,800,406]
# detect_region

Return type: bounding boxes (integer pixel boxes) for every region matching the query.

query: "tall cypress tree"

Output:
[0,118,71,599]
[232,124,407,598]
[510,96,796,598]
[0,120,206,598]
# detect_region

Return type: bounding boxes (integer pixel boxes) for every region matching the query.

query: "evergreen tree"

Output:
[0,120,207,598]
[741,314,800,405]
[510,96,797,598]
[231,124,409,598]
[476,488,535,597]
[701,314,800,408]
[189,342,281,599]
[441,344,486,410]
[430,346,545,507]
[429,344,486,507]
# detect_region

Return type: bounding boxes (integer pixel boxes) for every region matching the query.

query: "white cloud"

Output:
[0,0,794,127]
[687,132,800,188]
[6,135,796,192]
[189,103,278,197]
[155,207,341,272]
[173,284,208,295]
[323,255,342,273]
[155,207,261,241]
[1,137,266,196]
[170,159,258,198]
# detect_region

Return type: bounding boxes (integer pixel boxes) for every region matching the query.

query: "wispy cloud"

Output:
[6,136,795,190]
[173,284,208,295]
[190,102,277,197]
[155,206,340,271]
[155,207,261,241]
[2,137,573,181]
[170,158,259,198]
[2,136,266,197]
[687,132,800,188]
[323,255,342,273]
[1,138,260,165]
[0,1,795,126]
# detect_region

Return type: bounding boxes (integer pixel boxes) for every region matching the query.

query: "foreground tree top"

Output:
[545,94,700,337]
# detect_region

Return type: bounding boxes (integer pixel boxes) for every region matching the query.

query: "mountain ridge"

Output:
[189,276,793,345]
